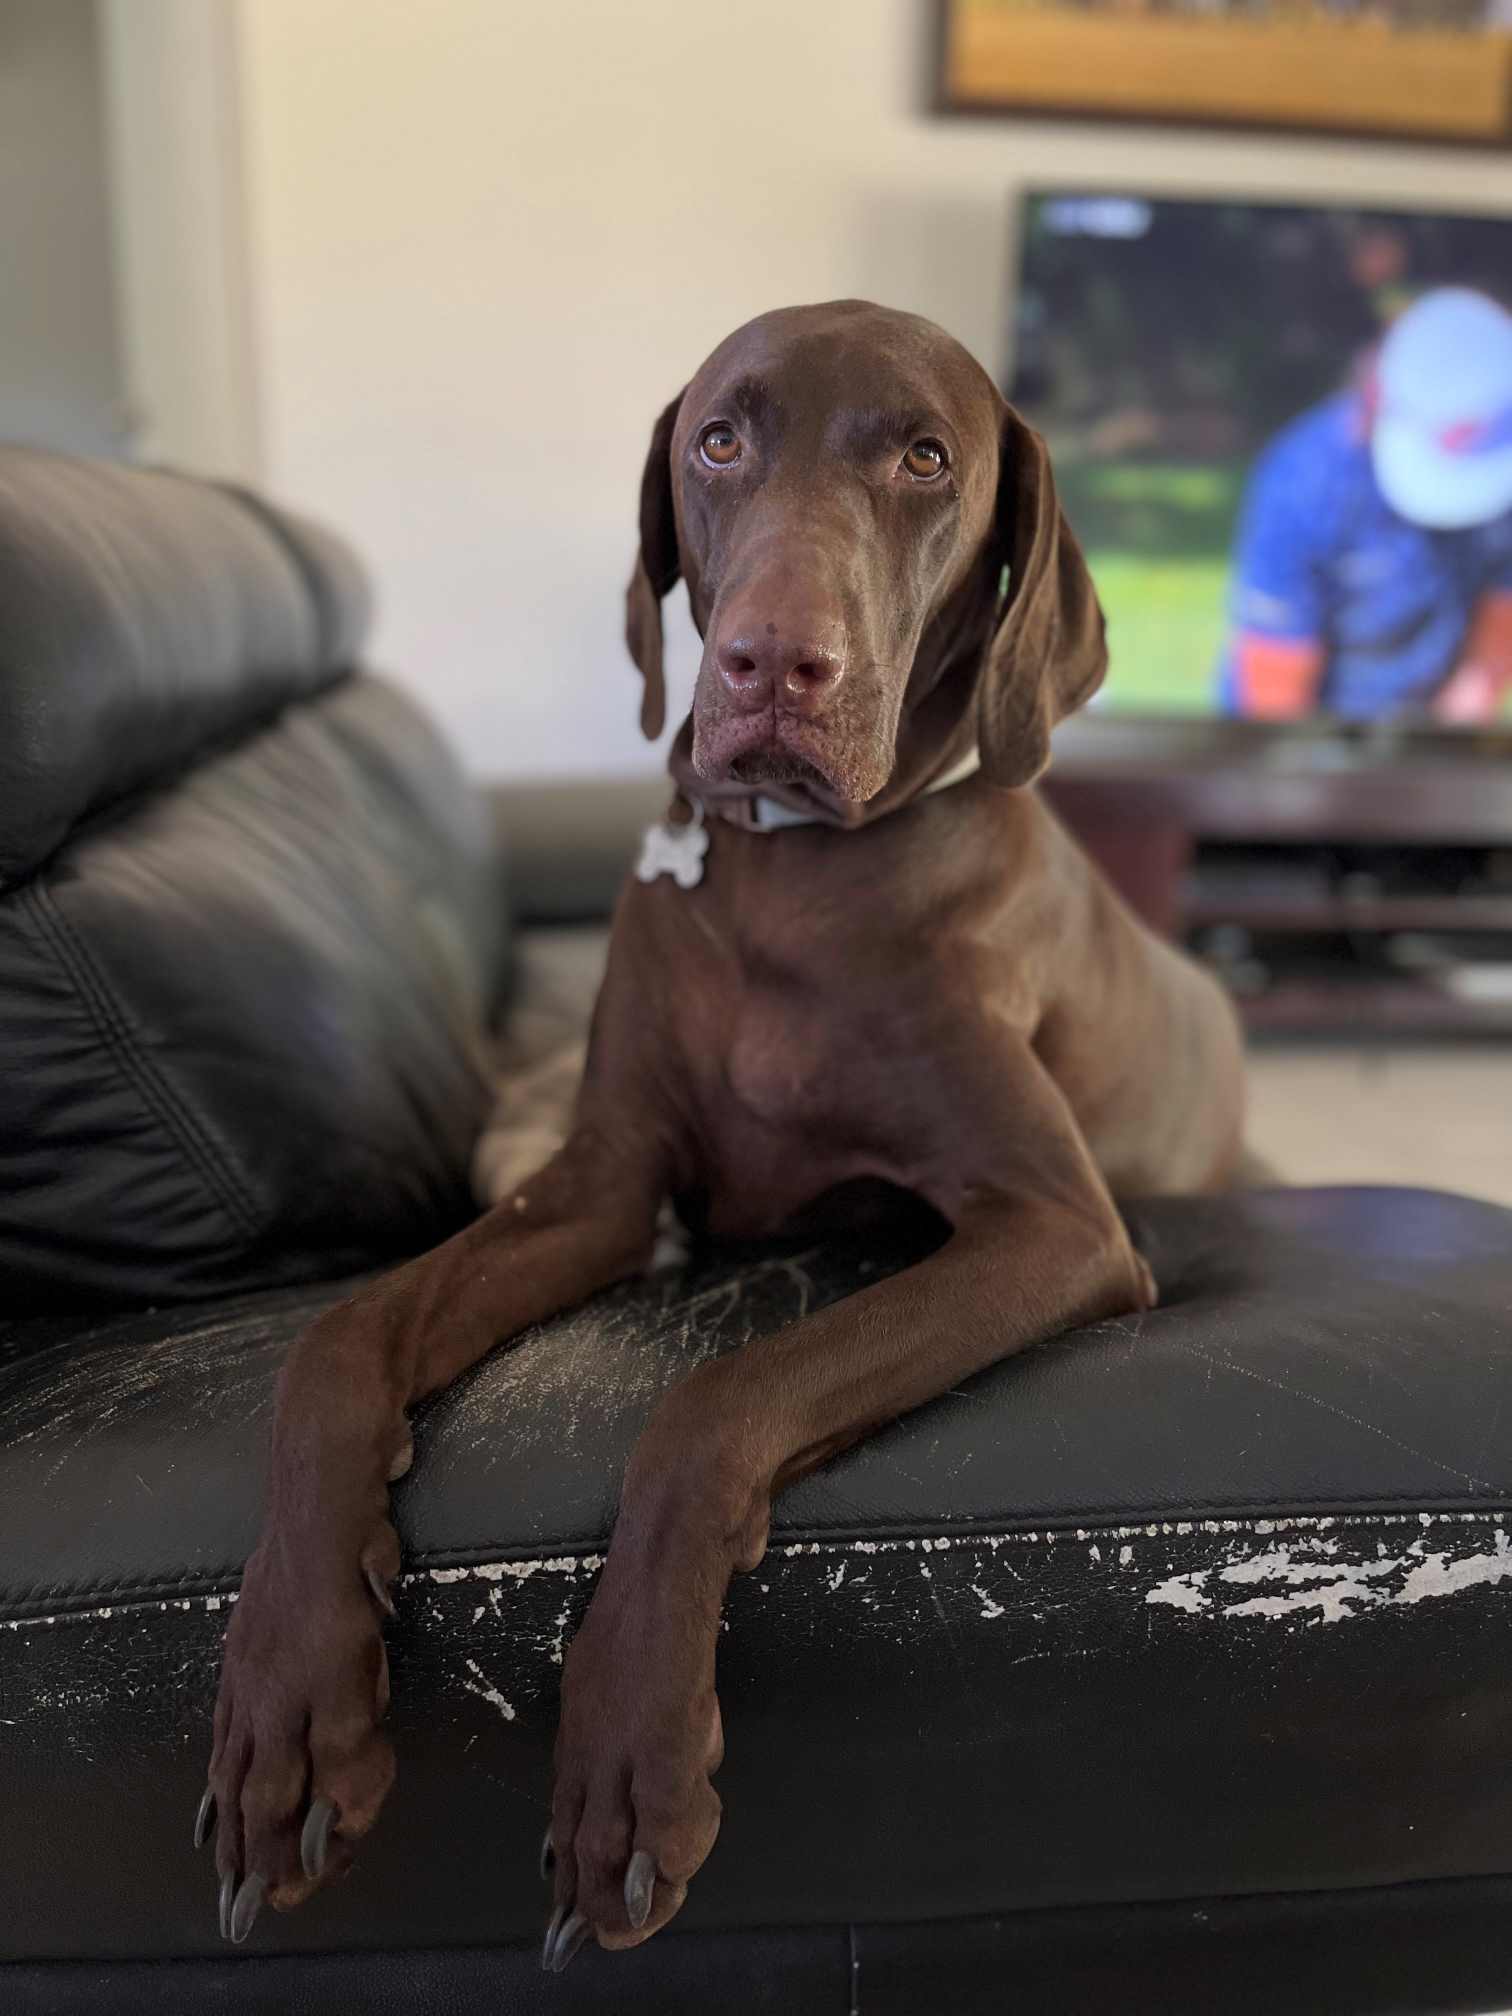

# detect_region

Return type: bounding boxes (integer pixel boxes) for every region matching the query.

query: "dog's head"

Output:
[625,300,1105,809]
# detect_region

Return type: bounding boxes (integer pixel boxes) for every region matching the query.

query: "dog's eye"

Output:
[699,424,741,469]
[901,439,947,481]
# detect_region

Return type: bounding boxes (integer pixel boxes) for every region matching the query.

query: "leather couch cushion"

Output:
[0,449,369,886]
[1,1187,1508,1981]
[0,674,507,1308]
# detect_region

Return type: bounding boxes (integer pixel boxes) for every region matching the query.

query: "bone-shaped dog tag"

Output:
[635,806,709,890]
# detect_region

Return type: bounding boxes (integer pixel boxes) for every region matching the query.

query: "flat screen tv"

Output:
[1008,192,1512,727]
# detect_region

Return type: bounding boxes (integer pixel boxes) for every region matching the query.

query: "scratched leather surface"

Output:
[2,1187,1507,1617]
[1,1188,1510,1973]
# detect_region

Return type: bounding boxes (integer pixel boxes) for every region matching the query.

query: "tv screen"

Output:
[1009,192,1512,726]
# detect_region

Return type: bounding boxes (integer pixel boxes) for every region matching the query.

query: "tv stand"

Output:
[1043,724,1512,1041]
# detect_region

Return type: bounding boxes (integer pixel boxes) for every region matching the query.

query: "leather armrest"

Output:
[1,1186,1509,1991]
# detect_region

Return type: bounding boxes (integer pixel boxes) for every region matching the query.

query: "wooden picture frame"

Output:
[934,0,1512,150]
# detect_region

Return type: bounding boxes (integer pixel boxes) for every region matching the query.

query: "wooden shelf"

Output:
[1239,978,1512,1040]
[1045,747,1512,1041]
[1184,891,1512,935]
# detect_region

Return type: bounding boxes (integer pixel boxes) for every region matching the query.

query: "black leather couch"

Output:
[2,450,1510,2016]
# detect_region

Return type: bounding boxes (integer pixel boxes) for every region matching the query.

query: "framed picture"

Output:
[934,0,1512,149]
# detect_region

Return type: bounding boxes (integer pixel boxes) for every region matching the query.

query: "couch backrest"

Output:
[0,449,370,885]
[0,449,506,1309]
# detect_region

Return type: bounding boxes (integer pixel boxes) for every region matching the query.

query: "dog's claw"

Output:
[541,1902,567,1972]
[193,1786,215,1850]
[624,1848,656,1929]
[365,1563,396,1618]
[301,1795,337,1881]
[551,1909,592,1973]
[217,1868,236,1941]
[538,1826,555,1882]
[229,1872,266,1945]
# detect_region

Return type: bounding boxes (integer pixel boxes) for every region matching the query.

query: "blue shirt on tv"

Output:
[1217,393,1512,717]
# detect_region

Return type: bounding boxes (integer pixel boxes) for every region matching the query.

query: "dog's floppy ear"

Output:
[976,402,1106,788]
[624,391,685,741]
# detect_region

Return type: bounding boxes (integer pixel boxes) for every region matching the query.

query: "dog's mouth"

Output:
[694,708,850,797]
[726,747,832,790]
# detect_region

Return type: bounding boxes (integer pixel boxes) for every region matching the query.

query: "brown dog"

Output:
[201,301,1245,1968]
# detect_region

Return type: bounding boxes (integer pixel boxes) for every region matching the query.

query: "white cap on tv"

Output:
[1371,287,1512,531]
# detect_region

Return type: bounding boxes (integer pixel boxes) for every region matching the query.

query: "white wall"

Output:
[230,0,1512,780]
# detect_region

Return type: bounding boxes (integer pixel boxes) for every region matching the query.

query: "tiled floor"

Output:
[1245,1046,1512,1209]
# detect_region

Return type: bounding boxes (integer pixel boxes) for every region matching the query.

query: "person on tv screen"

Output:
[1218,287,1512,724]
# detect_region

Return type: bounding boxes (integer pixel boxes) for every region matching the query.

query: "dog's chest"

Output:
[699,1009,864,1237]
[674,942,852,1140]
[721,1003,830,1129]
[646,840,979,1223]
[672,888,950,1142]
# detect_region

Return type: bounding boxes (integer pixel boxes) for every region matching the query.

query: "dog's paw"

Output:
[197,1520,400,1940]
[540,1568,725,1969]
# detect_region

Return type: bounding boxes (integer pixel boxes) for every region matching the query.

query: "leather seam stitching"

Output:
[20,883,262,1239]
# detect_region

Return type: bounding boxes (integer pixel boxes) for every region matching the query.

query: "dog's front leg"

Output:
[543,1058,1154,1967]
[201,1125,665,1939]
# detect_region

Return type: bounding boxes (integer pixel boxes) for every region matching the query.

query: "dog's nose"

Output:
[714,631,846,716]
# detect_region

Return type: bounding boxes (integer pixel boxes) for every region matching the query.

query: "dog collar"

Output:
[745,746,981,832]
[635,747,981,890]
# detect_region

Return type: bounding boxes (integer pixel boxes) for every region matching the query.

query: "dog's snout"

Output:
[714,630,846,716]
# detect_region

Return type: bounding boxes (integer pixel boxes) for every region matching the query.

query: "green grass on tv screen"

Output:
[1056,458,1245,715]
